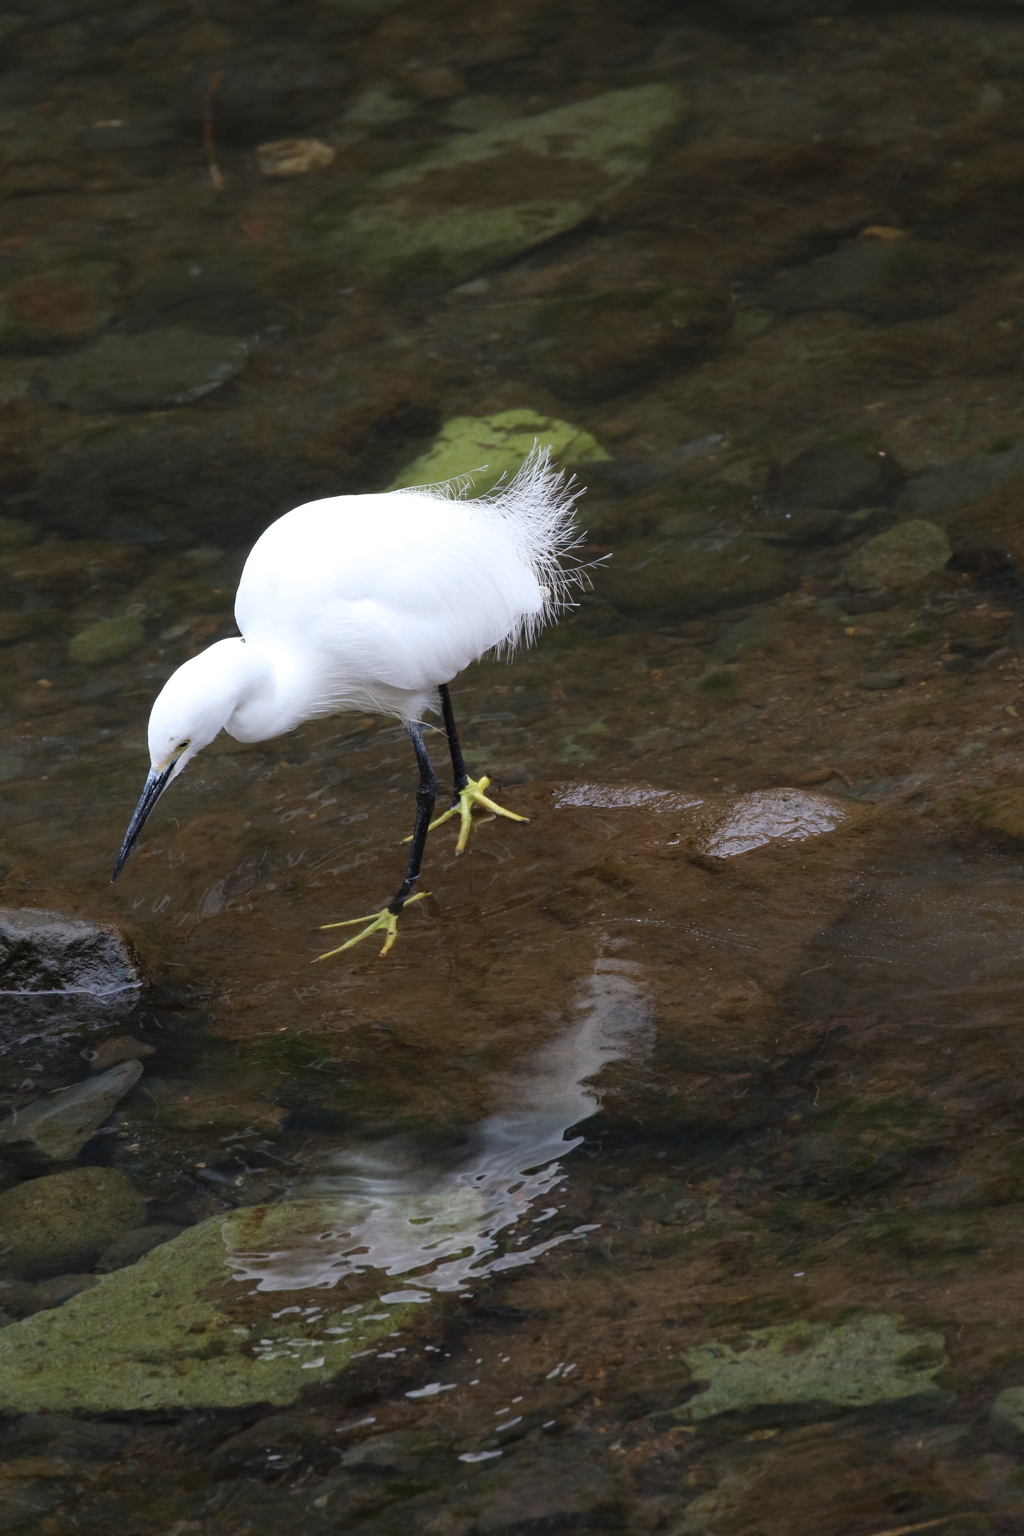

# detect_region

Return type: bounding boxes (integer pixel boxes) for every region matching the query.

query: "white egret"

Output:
[111,447,585,957]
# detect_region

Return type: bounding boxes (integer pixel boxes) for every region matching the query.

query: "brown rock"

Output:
[83,1036,155,1074]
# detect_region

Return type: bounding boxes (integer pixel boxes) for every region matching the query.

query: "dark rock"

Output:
[95,1222,183,1272]
[602,533,796,617]
[0,907,139,1004]
[897,443,1024,519]
[751,238,960,322]
[120,255,290,337]
[774,440,902,511]
[466,1438,626,1534]
[0,1167,148,1279]
[527,285,729,400]
[40,327,248,412]
[180,48,349,144]
[0,1060,144,1162]
[32,417,329,546]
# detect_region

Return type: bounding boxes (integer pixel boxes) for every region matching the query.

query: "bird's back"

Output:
[235,487,548,701]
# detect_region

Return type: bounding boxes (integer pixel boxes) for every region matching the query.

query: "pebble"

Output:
[257,138,336,177]
[0,1167,148,1279]
[0,1060,144,1163]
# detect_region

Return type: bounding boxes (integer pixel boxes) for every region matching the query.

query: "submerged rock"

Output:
[0,1167,147,1279]
[774,439,902,511]
[0,1060,144,1163]
[387,409,609,497]
[0,264,119,351]
[602,533,796,617]
[0,907,139,1008]
[308,84,683,291]
[752,238,959,322]
[897,442,1024,519]
[68,615,144,665]
[843,519,952,590]
[677,1315,948,1420]
[991,1386,1024,1441]
[0,1200,421,1412]
[41,327,248,412]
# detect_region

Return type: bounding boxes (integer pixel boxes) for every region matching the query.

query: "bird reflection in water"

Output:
[229,954,651,1293]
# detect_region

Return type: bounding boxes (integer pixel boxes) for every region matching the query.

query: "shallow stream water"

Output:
[3,3,1024,1533]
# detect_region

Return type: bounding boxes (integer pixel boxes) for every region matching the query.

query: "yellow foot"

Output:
[315,891,429,960]
[425,774,528,855]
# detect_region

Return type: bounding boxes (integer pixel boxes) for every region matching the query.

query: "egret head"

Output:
[112,639,258,881]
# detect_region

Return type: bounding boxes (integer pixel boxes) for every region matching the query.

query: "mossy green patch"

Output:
[387,409,608,497]
[0,1201,423,1413]
[677,1314,947,1420]
[307,86,682,292]
[68,616,144,665]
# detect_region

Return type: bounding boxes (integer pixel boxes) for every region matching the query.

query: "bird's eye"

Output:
[174,739,190,755]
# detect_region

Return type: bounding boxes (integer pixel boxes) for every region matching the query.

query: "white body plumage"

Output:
[145,447,582,781]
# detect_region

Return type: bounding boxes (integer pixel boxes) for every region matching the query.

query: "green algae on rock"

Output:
[0,1168,148,1281]
[68,615,144,665]
[843,520,952,591]
[387,409,609,497]
[307,85,683,291]
[41,327,248,412]
[0,1200,421,1412]
[677,1315,948,1421]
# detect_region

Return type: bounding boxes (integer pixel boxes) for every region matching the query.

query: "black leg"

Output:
[438,682,470,798]
[387,721,438,914]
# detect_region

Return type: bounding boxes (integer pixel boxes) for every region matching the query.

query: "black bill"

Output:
[111,762,176,883]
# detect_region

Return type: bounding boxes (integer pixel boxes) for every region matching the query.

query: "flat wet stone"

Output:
[0,1167,147,1280]
[897,443,1024,519]
[0,1060,144,1163]
[676,1315,948,1420]
[388,409,608,497]
[0,1201,422,1412]
[40,328,248,412]
[307,84,683,291]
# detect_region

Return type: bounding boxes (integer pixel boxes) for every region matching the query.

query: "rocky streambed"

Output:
[4,1,1024,1533]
